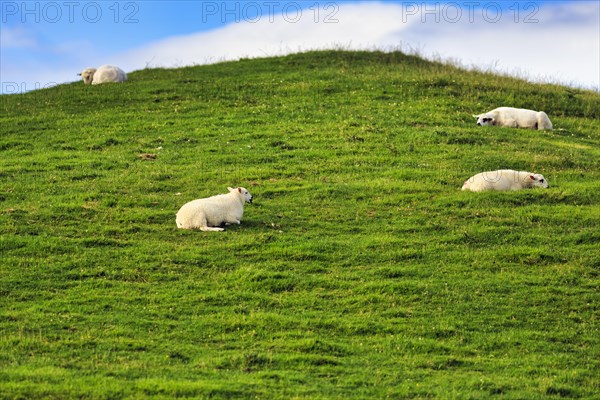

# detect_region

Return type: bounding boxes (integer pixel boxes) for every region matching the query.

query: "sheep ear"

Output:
[237,187,242,193]
[472,114,479,118]
[227,187,234,192]
[529,175,535,180]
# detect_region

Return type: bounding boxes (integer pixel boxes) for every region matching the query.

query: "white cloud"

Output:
[2,1,599,93]
[394,2,600,89]
[0,26,38,49]
[113,1,599,91]
[1,30,98,94]
[115,3,410,68]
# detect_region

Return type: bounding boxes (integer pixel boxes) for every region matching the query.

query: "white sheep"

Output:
[176,187,253,231]
[474,107,553,130]
[78,65,127,85]
[462,169,549,192]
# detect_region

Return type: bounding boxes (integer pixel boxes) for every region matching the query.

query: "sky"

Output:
[1,1,599,94]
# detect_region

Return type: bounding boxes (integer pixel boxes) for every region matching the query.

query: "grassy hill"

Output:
[1,50,599,399]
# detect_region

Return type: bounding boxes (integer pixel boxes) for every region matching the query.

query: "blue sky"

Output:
[1,1,599,93]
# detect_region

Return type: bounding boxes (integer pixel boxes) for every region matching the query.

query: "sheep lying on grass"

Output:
[462,169,549,192]
[176,187,253,231]
[474,107,553,130]
[78,65,127,85]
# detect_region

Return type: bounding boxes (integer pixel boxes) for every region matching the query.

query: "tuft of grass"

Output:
[1,50,599,399]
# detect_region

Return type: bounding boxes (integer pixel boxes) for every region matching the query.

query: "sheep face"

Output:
[79,68,96,85]
[530,174,549,189]
[229,187,253,204]
[475,114,495,126]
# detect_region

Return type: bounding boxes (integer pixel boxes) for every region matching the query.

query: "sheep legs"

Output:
[192,212,225,232]
[200,226,225,232]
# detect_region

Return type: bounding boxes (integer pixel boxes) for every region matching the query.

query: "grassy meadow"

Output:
[1,50,599,399]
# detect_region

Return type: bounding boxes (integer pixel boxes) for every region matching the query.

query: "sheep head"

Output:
[228,187,253,204]
[529,174,549,188]
[474,113,495,126]
[78,68,97,85]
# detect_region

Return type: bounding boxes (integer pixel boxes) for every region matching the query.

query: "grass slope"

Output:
[1,50,599,399]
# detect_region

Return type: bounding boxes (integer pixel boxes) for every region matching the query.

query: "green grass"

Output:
[1,50,599,399]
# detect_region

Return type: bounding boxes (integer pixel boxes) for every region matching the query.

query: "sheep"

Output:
[176,187,253,231]
[462,169,549,192]
[473,107,553,130]
[78,65,127,85]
